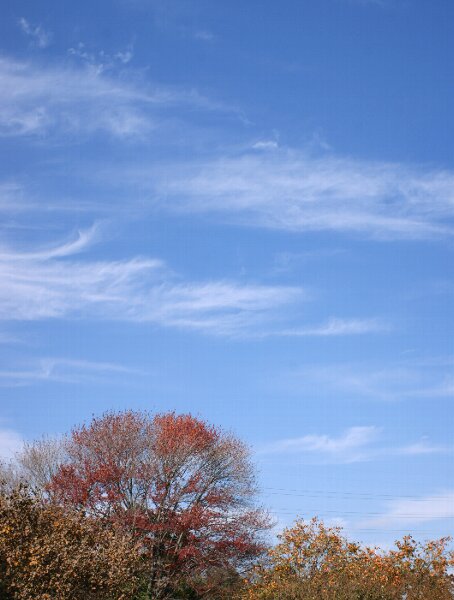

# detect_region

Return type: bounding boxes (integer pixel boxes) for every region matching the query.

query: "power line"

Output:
[262,487,454,501]
[267,508,454,518]
[267,514,453,534]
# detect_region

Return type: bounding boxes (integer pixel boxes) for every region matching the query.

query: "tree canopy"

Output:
[19,410,270,599]
[0,485,145,600]
[2,411,453,600]
[243,517,454,600]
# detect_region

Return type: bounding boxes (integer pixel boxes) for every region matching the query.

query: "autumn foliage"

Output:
[1,411,454,600]
[0,486,145,600]
[243,517,454,600]
[16,410,270,599]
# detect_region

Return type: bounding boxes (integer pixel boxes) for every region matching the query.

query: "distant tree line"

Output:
[0,410,453,599]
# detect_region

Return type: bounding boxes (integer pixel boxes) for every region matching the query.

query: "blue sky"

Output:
[0,0,453,547]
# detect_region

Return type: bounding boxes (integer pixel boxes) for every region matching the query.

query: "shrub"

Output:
[0,486,146,600]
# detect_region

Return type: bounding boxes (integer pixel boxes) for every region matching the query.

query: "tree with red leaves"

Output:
[37,411,269,599]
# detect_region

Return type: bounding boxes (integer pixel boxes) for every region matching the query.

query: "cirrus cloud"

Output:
[0,54,229,139]
[143,149,454,239]
[0,225,388,338]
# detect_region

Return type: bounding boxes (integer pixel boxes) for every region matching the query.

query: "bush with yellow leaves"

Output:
[0,485,146,600]
[242,517,454,600]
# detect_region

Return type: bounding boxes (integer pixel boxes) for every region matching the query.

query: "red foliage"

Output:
[48,410,269,598]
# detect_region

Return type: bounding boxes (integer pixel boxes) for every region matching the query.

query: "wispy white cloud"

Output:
[0,55,149,137]
[281,360,454,401]
[252,140,279,150]
[362,491,454,528]
[397,439,447,456]
[0,225,389,338]
[18,18,52,48]
[271,249,347,274]
[194,30,216,42]
[0,357,141,387]
[0,223,100,261]
[68,42,134,69]
[0,428,23,460]
[259,427,449,464]
[0,227,302,336]
[259,426,381,463]
[0,331,22,345]
[0,182,26,212]
[0,55,227,139]
[279,318,389,337]
[146,149,454,239]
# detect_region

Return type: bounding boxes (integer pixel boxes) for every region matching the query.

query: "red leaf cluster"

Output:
[45,410,270,598]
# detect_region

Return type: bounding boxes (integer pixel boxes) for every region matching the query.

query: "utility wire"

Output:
[262,487,453,500]
[267,508,454,518]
